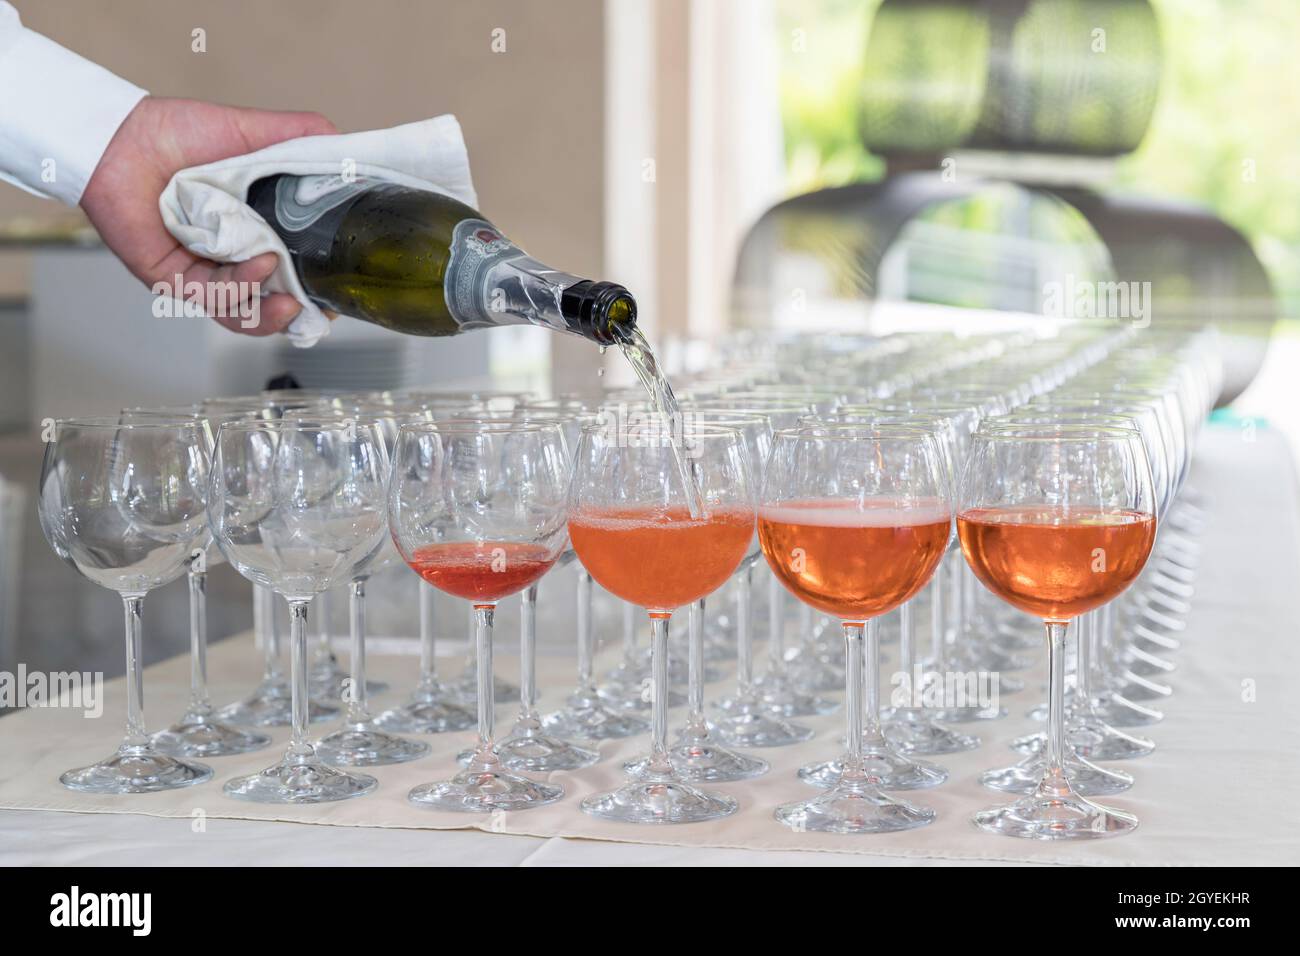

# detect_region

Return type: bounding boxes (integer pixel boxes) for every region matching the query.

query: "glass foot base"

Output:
[541,695,650,740]
[933,703,1007,722]
[626,736,769,783]
[1011,717,1155,761]
[711,706,815,748]
[1114,675,1172,702]
[787,656,845,693]
[309,676,390,701]
[218,681,338,727]
[974,789,1138,839]
[460,729,600,773]
[883,711,980,755]
[776,781,935,834]
[753,676,839,717]
[373,698,476,734]
[408,765,563,813]
[61,747,213,794]
[799,744,947,791]
[316,726,430,766]
[597,679,688,711]
[981,751,1133,797]
[223,756,376,804]
[151,713,271,758]
[581,775,737,824]
[1083,694,1164,728]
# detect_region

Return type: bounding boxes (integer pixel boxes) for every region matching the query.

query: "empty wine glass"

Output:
[391,420,570,812]
[118,407,271,758]
[960,423,1156,838]
[760,423,951,833]
[314,529,430,766]
[39,418,215,792]
[569,420,756,823]
[210,419,390,803]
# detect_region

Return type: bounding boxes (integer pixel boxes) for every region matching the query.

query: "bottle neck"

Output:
[479,253,635,345]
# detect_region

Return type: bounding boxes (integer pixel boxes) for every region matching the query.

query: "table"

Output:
[2,424,1298,866]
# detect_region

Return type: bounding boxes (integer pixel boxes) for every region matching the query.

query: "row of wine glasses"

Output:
[37,323,1220,839]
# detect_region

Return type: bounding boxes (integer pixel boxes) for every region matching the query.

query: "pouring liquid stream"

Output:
[610,326,704,518]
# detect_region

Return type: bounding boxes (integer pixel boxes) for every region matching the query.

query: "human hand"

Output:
[80,95,336,336]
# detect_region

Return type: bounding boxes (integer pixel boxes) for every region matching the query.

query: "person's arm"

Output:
[0,2,336,335]
[0,1,146,203]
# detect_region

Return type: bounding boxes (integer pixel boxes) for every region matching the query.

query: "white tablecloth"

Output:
[2,424,1299,866]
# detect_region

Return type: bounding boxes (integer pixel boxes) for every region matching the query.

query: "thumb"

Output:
[233,107,338,152]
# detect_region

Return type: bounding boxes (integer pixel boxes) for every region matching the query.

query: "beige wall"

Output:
[1,0,610,377]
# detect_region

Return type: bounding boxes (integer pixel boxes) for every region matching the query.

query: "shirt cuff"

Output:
[0,18,148,204]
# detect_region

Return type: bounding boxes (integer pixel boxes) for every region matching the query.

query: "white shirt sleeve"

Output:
[0,2,148,204]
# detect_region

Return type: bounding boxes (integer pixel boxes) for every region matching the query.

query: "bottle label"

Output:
[263,175,371,265]
[274,174,370,230]
[444,218,537,330]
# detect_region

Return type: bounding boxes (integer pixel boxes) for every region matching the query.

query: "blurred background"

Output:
[1,0,1297,686]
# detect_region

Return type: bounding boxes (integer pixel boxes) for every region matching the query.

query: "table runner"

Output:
[2,426,1298,866]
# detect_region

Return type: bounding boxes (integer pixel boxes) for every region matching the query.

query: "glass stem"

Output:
[417,580,437,689]
[288,599,312,759]
[1074,611,1092,707]
[472,604,497,764]
[187,565,210,715]
[1042,620,1071,796]
[518,584,538,723]
[942,553,961,668]
[648,613,673,776]
[121,594,148,750]
[768,574,788,660]
[928,570,944,697]
[840,621,866,782]
[576,570,595,693]
[770,581,793,671]
[255,584,282,683]
[346,579,368,725]
[898,598,915,710]
[315,590,333,661]
[621,600,637,665]
[862,617,885,744]
[735,563,754,698]
[685,598,707,738]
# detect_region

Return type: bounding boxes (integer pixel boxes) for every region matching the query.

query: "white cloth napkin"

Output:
[158,115,477,346]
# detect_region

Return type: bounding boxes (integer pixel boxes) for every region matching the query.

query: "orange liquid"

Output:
[957,506,1156,622]
[407,541,558,604]
[758,500,951,622]
[568,506,754,612]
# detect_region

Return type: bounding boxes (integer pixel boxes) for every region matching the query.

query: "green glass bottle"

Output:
[247,174,635,345]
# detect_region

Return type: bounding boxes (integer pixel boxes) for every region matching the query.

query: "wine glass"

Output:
[390,420,569,812]
[205,397,339,728]
[117,407,272,758]
[314,527,431,766]
[959,423,1156,838]
[569,419,756,823]
[822,407,980,757]
[353,404,478,735]
[760,423,951,833]
[210,419,390,803]
[38,419,215,792]
[447,408,608,764]
[631,410,771,782]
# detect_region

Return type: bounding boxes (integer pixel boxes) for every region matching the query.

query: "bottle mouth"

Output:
[563,281,637,345]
